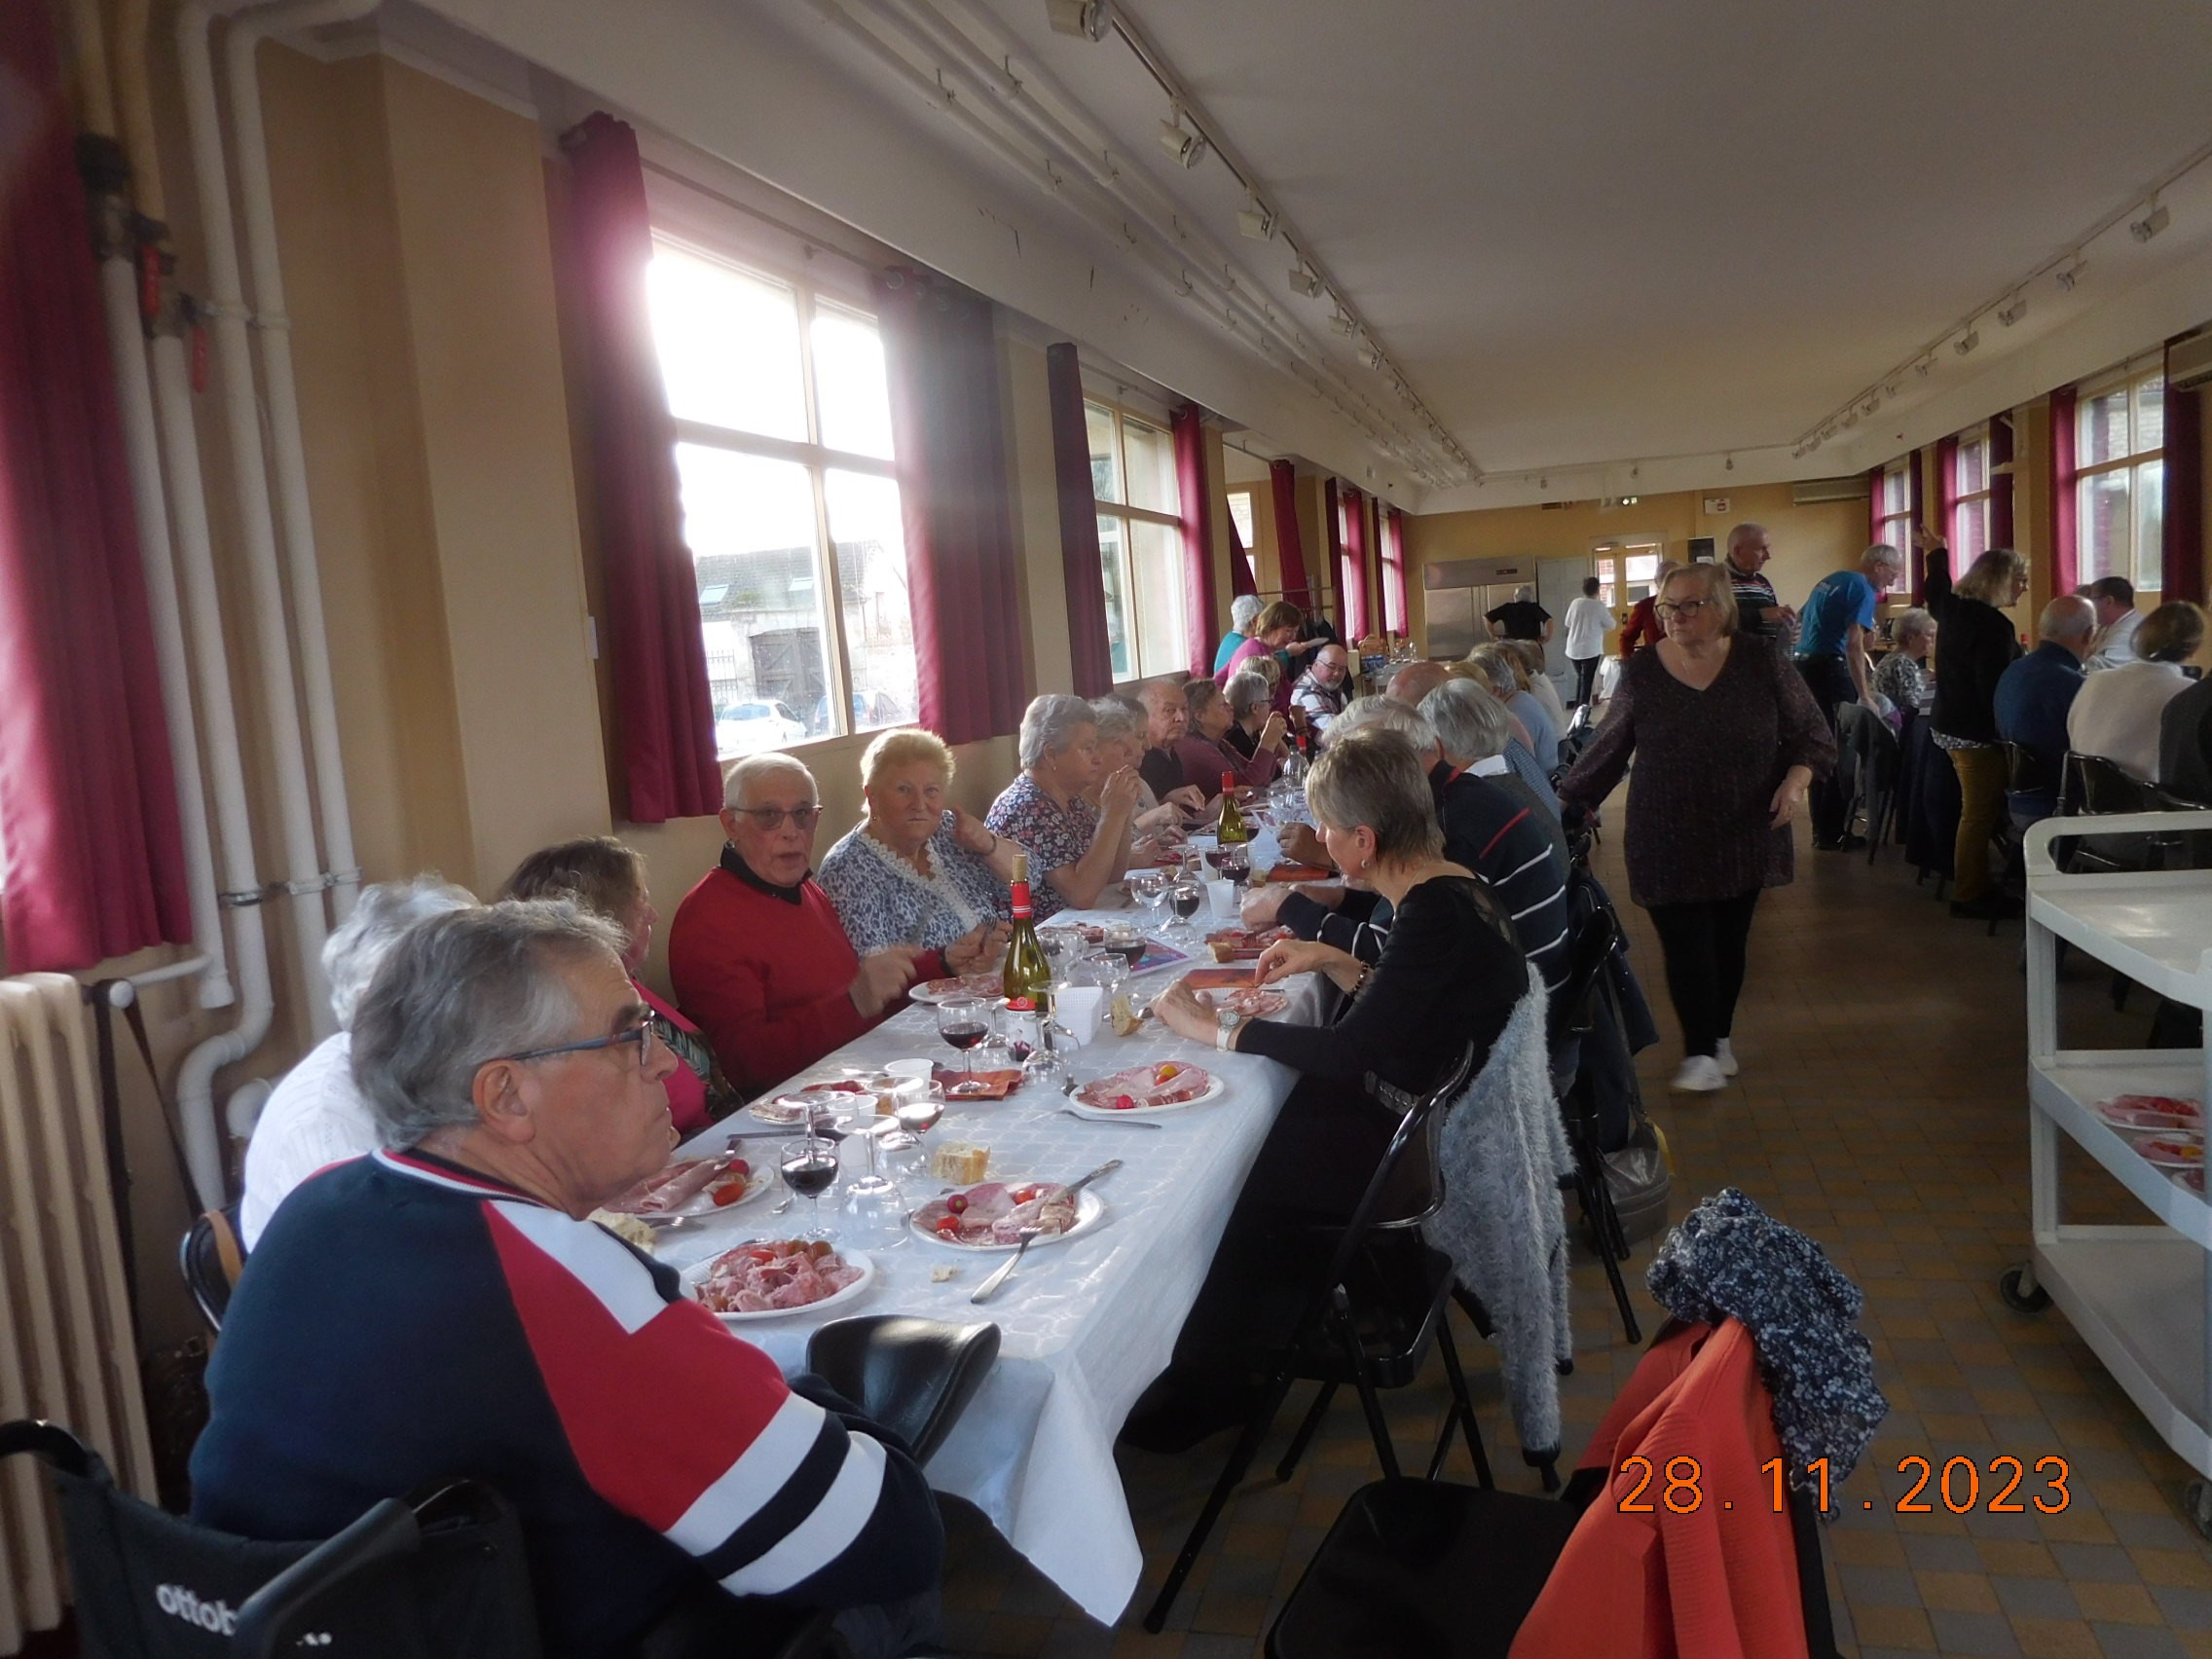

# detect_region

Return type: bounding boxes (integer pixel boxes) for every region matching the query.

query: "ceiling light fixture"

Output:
[1363,345,1386,371]
[1998,293,2028,327]
[2132,202,2170,242]
[1045,0,1113,40]
[1915,355,1935,376]
[1328,308,1356,337]
[1236,193,1276,241]
[1158,109,1207,168]
[2055,256,2088,292]
[1955,328,1980,355]
[1289,263,1322,298]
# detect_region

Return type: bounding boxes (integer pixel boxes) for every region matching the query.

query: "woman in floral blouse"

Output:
[985,694,1143,920]
[1871,607,1936,721]
[818,729,1016,966]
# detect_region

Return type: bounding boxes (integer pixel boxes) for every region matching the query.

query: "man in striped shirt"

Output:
[192,902,940,1659]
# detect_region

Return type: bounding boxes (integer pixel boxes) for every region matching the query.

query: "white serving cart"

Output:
[2018,811,2212,1534]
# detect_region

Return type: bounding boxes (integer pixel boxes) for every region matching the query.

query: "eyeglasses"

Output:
[731,804,823,832]
[499,1015,667,1070]
[1655,599,1716,618]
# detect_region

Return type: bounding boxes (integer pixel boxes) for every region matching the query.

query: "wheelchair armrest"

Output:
[232,1498,422,1659]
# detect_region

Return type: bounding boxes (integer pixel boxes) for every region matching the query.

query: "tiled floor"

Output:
[934,813,2212,1658]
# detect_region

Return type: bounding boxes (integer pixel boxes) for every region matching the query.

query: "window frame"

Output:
[1876,460,1913,592]
[2073,355,2166,593]
[649,231,908,751]
[1085,397,1187,682]
[1952,424,1993,568]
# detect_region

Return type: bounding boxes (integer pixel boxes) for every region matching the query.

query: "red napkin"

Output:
[1262,863,1334,884]
[932,1064,1023,1100]
[1183,966,1263,990]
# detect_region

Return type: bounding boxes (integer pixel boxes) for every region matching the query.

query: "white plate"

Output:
[669,1165,773,1217]
[906,976,1005,1006]
[1063,1069,1227,1120]
[682,1247,876,1323]
[910,1186,1107,1251]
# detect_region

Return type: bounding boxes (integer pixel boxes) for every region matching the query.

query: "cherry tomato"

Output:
[934,1214,961,1236]
[712,1179,750,1207]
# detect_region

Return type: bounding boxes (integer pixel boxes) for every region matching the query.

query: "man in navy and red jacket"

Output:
[192,901,942,1659]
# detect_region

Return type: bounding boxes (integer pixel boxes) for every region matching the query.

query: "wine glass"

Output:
[840,1126,908,1250]
[1168,879,1203,940]
[1103,922,1146,978]
[779,1126,840,1240]
[1082,947,1125,1003]
[936,995,996,1096]
[1128,869,1167,937]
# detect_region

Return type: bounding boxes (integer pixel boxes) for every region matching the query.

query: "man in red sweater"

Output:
[669,755,924,1098]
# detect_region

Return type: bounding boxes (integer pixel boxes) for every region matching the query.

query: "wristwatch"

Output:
[1215,1008,1241,1051]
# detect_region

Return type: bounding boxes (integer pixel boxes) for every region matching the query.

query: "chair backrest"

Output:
[2071,751,2154,814]
[1349,1043,1480,1249]
[180,1204,246,1335]
[1555,882,1622,1045]
[2002,740,2054,796]
[1,1419,541,1659]
[802,1316,1000,1464]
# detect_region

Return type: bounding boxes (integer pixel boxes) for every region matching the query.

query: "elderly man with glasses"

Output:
[669,754,924,1097]
[193,901,943,1658]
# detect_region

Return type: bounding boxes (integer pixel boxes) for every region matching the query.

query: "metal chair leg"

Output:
[1143,1369,1297,1632]
[1330,1287,1399,1482]
[1432,1320,1492,1487]
[1274,1382,1337,1483]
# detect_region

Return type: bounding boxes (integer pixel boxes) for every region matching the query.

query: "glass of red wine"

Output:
[937,994,996,1096]
[1167,879,1203,940]
[779,1124,840,1240]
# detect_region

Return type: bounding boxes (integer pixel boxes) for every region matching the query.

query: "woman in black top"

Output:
[1129,731,1528,1448]
[1922,532,2027,912]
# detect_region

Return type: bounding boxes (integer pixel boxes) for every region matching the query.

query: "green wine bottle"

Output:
[1216,774,1251,845]
[1002,852,1053,1014]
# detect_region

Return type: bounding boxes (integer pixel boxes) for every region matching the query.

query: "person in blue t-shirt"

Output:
[1794,543,1901,850]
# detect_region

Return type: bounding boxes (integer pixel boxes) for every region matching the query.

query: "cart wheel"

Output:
[2188,1480,2212,1543]
[1999,1266,2050,1313]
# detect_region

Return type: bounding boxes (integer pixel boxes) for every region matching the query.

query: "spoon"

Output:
[972,1227,1045,1304]
[1056,1107,1161,1129]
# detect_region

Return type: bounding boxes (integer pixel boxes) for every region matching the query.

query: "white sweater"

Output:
[2067,659,2192,783]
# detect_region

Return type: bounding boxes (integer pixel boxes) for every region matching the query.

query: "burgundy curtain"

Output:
[1382,506,1409,634]
[1927,435,1956,605]
[2050,387,2079,594]
[561,114,721,822]
[1866,463,1884,548]
[1270,460,1311,608]
[2165,334,2205,603]
[1989,413,2015,548]
[1323,478,1346,630]
[1171,404,1219,678]
[1045,345,1113,695]
[1341,484,1372,640]
[0,0,189,970]
[1228,515,1257,599]
[878,268,1027,744]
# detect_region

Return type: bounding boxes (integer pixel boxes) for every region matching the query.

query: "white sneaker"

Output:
[1671,1055,1726,1093]
[1714,1039,1739,1078]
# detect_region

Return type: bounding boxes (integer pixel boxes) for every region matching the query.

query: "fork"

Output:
[971,1228,1045,1304]
[1056,1107,1161,1128]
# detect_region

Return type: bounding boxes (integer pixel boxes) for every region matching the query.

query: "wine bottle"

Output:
[1002,852,1053,1013]
[1216,774,1250,845]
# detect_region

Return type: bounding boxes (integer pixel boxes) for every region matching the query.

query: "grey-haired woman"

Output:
[985,693,1143,918]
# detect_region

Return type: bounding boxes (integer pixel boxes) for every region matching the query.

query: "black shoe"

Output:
[1814,833,1867,852]
[1950,893,2024,919]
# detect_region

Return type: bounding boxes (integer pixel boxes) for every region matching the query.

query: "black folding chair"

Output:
[1143,1044,1487,1633]
[1835,704,1900,861]
[1263,1320,1842,1659]
[180,1203,246,1335]
[0,1420,541,1659]
[1549,903,1641,1346]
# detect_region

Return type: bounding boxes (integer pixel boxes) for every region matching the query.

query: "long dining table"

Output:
[656,907,1324,1624]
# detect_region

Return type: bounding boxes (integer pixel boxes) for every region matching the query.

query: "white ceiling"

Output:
[395,0,2212,507]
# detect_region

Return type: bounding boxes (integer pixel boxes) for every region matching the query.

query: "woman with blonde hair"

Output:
[1923,534,2029,916]
[2070,600,2207,783]
[1560,561,1833,1093]
[817,727,1016,966]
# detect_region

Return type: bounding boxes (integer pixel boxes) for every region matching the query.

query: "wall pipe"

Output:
[176,0,336,1037]
[225,0,370,924]
[86,156,234,1011]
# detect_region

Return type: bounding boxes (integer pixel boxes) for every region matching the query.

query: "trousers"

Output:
[1797,654,1857,844]
[1568,655,1602,708]
[1948,744,2007,903]
[1644,889,1763,1058]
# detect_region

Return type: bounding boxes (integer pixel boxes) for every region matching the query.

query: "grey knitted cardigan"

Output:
[1422,981,1573,1458]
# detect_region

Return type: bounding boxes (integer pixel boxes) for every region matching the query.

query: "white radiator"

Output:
[0,974,157,1655]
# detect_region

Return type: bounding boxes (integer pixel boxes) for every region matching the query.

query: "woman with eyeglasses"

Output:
[1559,561,1834,1095]
[505,836,730,1134]
[669,754,927,1097]
[984,694,1144,920]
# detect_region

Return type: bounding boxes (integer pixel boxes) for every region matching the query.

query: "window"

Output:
[1086,400,1187,679]
[646,240,915,753]
[1591,539,1663,609]
[1226,489,1256,552]
[2076,358,2166,591]
[1952,427,1992,568]
[1876,461,1913,591]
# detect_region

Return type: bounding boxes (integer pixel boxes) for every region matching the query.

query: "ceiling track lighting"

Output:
[1045,0,1113,40]
[1328,309,1356,337]
[1158,108,1207,168]
[1955,328,1980,355]
[1998,294,2028,327]
[2131,202,2170,242]
[1363,345,1387,371]
[1915,355,1935,377]
[1289,263,1322,298]
[1236,193,1276,241]
[2056,256,2088,292]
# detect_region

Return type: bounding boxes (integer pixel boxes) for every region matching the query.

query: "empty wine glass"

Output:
[1082,947,1125,1002]
[779,1125,839,1240]
[840,1126,908,1250]
[937,995,995,1096]
[1128,869,1167,937]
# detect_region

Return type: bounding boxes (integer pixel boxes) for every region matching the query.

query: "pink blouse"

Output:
[637,977,713,1134]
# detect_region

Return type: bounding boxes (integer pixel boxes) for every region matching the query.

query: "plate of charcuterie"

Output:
[1204,986,1289,1018]
[606,1155,769,1217]
[749,1080,866,1127]
[2094,1094,2203,1133]
[1063,1060,1224,1120]
[910,1179,1105,1250]
[907,973,1007,1005]
[2135,1132,2204,1171]
[682,1240,875,1322]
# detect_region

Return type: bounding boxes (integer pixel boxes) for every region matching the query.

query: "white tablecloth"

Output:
[660,911,1319,1623]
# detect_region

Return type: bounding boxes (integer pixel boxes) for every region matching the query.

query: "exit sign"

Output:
[1704,497,1730,515]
